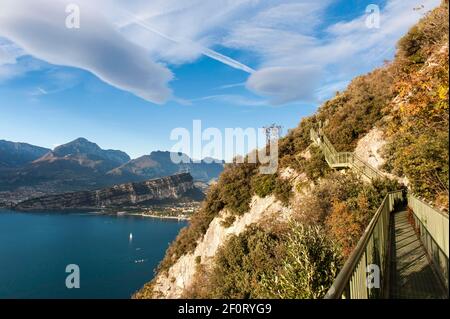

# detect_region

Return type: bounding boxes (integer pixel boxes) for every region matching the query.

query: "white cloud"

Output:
[120,12,255,73]
[0,38,26,80]
[224,0,440,103]
[247,66,322,105]
[0,0,173,104]
[0,42,21,65]
[112,0,261,65]
[0,54,44,83]
[249,1,331,33]
[0,0,442,105]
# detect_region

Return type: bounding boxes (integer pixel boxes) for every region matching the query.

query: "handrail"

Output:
[408,193,449,288]
[310,128,384,180]
[311,127,449,297]
[352,153,385,180]
[324,191,404,299]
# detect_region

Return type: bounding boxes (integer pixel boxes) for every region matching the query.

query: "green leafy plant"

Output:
[261,222,342,299]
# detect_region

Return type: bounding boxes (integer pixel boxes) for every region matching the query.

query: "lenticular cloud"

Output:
[246,66,322,105]
[0,0,173,104]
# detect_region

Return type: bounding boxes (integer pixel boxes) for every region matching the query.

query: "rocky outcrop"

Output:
[14,173,200,211]
[354,127,408,184]
[151,195,292,298]
[354,127,386,170]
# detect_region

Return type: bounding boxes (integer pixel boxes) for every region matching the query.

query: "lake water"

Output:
[0,209,187,299]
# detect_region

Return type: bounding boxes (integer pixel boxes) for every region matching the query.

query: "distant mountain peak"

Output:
[71,137,91,144]
[53,137,99,154]
[51,138,130,164]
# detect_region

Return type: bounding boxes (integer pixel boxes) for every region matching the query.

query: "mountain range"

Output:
[14,173,203,211]
[0,140,50,168]
[0,138,224,196]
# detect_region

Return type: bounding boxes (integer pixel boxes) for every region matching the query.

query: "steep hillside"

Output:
[136,2,448,299]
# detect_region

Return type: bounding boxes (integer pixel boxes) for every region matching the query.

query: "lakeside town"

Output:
[110,201,201,220]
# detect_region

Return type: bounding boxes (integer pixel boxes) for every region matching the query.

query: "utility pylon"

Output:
[263,123,282,145]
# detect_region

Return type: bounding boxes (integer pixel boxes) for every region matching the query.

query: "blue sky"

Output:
[0,0,439,159]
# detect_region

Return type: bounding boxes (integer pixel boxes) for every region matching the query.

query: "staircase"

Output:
[310,127,384,180]
[310,127,449,299]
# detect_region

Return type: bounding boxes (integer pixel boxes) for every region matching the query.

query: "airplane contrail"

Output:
[118,11,255,74]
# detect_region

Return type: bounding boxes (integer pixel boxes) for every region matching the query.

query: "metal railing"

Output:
[324,191,404,299]
[312,126,449,297]
[408,194,449,289]
[310,128,385,180]
[351,153,385,180]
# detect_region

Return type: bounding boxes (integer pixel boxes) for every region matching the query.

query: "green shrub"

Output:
[384,130,449,201]
[299,145,331,181]
[251,174,277,198]
[261,222,342,299]
[319,68,396,152]
[384,2,449,204]
[220,215,236,228]
[185,222,342,299]
[251,173,292,205]
[278,116,317,160]
[398,2,449,63]
[273,177,293,205]
[398,25,426,63]
[218,163,258,215]
[295,172,399,249]
[195,226,284,299]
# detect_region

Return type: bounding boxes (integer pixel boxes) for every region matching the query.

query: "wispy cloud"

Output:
[0,40,23,65]
[0,0,173,104]
[118,11,255,74]
[223,0,440,103]
[0,54,44,83]
[215,82,246,90]
[0,0,442,105]
[0,38,27,81]
[28,69,81,96]
[190,94,269,107]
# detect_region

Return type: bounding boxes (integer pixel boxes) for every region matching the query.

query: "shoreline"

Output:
[0,207,191,221]
[117,212,190,221]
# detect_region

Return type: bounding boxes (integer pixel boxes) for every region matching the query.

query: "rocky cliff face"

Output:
[354,127,386,170]
[14,173,199,211]
[150,195,292,298]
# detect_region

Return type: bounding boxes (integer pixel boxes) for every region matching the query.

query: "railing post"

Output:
[313,128,449,298]
[407,194,449,289]
[324,191,403,299]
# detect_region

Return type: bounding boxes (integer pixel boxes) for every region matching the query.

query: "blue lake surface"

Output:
[0,209,187,299]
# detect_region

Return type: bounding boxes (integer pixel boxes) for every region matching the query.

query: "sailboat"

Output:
[129,233,133,241]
